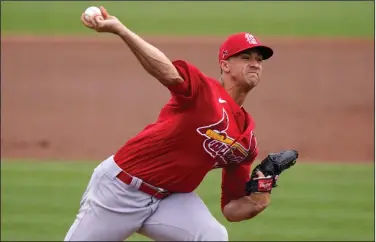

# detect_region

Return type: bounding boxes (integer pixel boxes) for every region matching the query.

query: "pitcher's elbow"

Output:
[222,207,248,223]
[159,74,183,86]
[223,213,241,223]
[224,202,270,222]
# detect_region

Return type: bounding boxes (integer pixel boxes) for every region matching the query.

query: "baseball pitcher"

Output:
[64,6,299,241]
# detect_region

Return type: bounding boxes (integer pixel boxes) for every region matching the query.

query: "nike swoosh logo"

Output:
[218,98,226,103]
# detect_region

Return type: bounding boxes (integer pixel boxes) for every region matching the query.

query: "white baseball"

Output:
[84,6,102,21]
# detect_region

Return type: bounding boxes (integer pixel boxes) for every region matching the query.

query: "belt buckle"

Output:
[144,186,170,207]
[153,188,170,199]
[145,183,169,199]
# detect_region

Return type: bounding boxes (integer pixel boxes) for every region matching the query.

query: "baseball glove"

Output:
[245,149,298,195]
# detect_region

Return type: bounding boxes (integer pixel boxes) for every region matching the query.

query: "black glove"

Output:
[245,150,298,195]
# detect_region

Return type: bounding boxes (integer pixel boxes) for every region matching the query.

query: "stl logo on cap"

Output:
[245,33,258,45]
[218,32,273,62]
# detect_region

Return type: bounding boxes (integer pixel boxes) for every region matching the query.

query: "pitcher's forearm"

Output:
[223,193,270,222]
[115,25,183,85]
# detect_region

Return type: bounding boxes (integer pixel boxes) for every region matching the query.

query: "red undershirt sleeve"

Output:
[220,145,259,211]
[220,161,252,211]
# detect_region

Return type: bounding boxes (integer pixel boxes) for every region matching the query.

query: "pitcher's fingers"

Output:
[255,170,265,179]
[81,14,94,28]
[93,15,104,25]
[99,6,109,19]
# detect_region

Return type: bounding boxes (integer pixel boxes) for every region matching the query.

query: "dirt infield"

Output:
[1,36,374,163]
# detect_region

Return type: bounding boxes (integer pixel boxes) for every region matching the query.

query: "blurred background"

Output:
[1,1,374,241]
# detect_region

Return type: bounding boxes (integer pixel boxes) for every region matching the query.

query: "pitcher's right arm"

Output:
[82,6,183,87]
[115,25,183,86]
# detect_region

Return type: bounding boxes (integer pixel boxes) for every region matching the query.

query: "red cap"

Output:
[219,32,273,63]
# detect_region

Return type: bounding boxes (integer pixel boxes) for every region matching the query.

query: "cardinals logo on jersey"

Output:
[196,108,256,168]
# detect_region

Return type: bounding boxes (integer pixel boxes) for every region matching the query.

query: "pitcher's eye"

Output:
[241,55,250,60]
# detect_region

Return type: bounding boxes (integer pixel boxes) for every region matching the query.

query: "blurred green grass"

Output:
[1,159,374,241]
[1,1,374,37]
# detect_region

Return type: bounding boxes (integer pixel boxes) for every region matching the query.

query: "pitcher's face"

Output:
[221,49,263,90]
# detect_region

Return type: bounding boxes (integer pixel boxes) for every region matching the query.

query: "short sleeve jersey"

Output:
[114,60,259,210]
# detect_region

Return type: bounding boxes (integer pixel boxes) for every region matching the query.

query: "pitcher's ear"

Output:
[220,60,230,73]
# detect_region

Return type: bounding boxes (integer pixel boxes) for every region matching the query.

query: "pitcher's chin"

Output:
[244,77,259,92]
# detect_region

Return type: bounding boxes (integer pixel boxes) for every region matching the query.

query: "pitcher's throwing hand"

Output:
[81,6,123,34]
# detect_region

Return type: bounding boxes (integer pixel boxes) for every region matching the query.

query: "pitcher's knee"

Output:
[199,223,228,241]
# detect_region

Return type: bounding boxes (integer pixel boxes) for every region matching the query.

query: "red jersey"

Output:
[114,60,259,210]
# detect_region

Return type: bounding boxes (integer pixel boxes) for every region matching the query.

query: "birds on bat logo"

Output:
[196,108,256,168]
